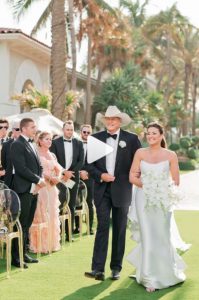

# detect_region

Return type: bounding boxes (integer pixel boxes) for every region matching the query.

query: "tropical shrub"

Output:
[179,160,196,171]
[179,137,192,149]
[169,143,180,151]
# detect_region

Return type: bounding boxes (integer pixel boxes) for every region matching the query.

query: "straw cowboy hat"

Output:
[101,106,132,126]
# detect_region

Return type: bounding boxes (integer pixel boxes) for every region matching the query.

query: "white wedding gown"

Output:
[127,160,188,290]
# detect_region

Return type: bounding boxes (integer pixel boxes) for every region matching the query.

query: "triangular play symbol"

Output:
[87,136,113,163]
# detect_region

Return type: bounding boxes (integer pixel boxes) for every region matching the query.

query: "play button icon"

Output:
[87,136,113,163]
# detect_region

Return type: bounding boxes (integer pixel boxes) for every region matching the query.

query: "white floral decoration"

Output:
[141,170,183,213]
[119,140,126,148]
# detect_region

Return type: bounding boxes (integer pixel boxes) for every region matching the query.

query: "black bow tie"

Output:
[64,139,72,143]
[106,133,117,140]
[28,139,34,143]
[83,142,87,144]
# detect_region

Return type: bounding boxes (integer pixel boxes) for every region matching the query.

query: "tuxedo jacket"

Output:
[86,129,141,207]
[1,138,14,187]
[50,136,84,182]
[0,137,10,181]
[10,135,42,194]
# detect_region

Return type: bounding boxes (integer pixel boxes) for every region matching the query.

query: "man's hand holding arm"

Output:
[80,170,89,180]
[101,173,115,182]
[61,170,75,181]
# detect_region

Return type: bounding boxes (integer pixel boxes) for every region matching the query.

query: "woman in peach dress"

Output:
[30,131,61,253]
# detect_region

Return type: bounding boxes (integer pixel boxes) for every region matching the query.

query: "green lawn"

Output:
[0,211,198,300]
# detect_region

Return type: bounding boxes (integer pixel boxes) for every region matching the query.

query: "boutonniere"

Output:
[119,140,126,148]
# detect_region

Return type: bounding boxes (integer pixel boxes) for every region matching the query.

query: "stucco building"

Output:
[0,28,97,126]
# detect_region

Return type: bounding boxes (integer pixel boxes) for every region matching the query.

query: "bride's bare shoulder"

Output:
[135,148,149,158]
[162,148,178,160]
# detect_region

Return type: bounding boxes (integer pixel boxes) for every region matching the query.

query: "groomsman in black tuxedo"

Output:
[85,106,141,281]
[0,118,10,180]
[11,118,45,268]
[1,120,21,188]
[50,120,84,235]
[76,124,95,235]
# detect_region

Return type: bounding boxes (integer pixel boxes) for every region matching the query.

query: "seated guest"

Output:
[30,131,61,253]
[1,120,21,188]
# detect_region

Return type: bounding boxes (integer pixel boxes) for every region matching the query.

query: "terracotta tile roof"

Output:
[0,28,22,34]
[0,27,50,49]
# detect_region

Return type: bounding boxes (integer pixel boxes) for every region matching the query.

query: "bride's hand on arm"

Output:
[129,150,142,188]
[170,152,180,186]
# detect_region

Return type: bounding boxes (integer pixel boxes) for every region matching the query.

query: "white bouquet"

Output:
[141,170,182,213]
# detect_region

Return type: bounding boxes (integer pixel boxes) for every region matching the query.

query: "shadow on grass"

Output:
[61,279,112,300]
[0,258,6,274]
[61,277,184,300]
[0,251,49,279]
[100,280,184,300]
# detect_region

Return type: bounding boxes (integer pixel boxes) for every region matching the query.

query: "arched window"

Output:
[20,80,34,112]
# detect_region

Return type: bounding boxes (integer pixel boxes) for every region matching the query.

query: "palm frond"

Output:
[31,0,52,35]
[94,0,116,14]
[8,0,39,20]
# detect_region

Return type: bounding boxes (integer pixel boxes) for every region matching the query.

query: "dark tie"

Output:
[64,139,72,143]
[1,139,4,144]
[28,139,34,143]
[106,133,117,140]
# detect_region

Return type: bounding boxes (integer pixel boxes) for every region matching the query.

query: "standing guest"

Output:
[0,118,9,180]
[85,106,141,281]
[50,120,84,236]
[74,124,94,235]
[10,118,45,268]
[30,132,61,253]
[1,120,21,188]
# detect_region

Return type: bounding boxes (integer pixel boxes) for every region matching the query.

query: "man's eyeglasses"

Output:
[82,131,91,135]
[13,128,20,131]
[0,126,8,130]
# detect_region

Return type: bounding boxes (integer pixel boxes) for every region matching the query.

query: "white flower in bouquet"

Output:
[141,170,182,213]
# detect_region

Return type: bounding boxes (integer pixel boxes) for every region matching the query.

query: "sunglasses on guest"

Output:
[13,128,20,131]
[0,126,8,130]
[82,131,91,135]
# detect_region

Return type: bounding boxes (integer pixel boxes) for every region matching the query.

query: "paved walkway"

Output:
[176,170,199,210]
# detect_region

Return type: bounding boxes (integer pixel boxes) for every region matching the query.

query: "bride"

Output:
[127,122,187,292]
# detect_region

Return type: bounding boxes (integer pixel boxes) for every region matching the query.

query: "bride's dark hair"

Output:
[146,122,167,148]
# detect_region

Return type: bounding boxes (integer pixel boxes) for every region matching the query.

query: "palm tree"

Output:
[142,5,189,131]
[9,0,68,120]
[9,0,119,123]
[68,0,77,90]
[120,0,153,75]
[120,0,149,27]
[176,25,199,135]
[51,0,67,119]
[77,0,132,123]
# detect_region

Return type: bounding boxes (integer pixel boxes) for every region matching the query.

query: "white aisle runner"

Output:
[176,170,199,210]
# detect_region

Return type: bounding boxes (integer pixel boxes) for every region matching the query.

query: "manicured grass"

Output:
[0,211,198,300]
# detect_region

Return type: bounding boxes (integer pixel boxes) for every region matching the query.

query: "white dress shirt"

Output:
[21,134,42,185]
[21,134,37,156]
[82,142,87,162]
[63,138,73,170]
[106,129,120,176]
